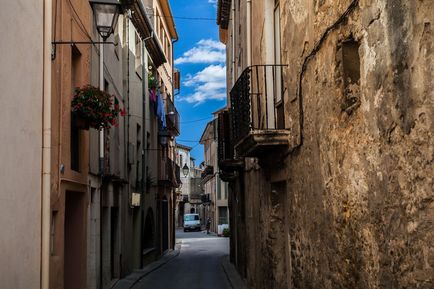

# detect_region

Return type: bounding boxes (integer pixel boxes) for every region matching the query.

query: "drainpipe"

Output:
[171,37,178,249]
[41,0,52,287]
[99,41,104,174]
[246,0,252,67]
[141,40,148,268]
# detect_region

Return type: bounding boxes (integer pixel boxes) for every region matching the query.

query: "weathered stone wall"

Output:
[232,0,433,288]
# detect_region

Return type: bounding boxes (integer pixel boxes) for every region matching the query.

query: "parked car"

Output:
[183,214,201,232]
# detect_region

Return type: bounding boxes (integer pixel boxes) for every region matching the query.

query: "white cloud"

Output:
[181,65,226,105]
[175,39,225,65]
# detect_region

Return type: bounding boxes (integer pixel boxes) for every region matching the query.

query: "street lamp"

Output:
[182,164,189,177]
[89,0,121,175]
[89,0,121,41]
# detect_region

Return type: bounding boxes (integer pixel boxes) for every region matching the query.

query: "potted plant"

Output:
[71,85,124,130]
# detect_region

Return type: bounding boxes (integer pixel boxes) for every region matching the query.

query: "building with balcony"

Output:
[175,144,204,227]
[217,0,434,288]
[200,116,229,234]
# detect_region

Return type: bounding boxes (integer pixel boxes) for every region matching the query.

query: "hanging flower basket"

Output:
[71,85,124,129]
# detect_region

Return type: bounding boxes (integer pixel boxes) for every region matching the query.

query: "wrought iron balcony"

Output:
[165,97,180,137]
[201,165,214,183]
[217,110,243,179]
[230,64,291,158]
[158,159,180,188]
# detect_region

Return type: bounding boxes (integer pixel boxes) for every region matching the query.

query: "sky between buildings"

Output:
[170,0,226,164]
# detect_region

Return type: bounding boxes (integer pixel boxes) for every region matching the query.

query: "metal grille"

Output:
[217,110,233,162]
[230,65,288,145]
[165,97,180,136]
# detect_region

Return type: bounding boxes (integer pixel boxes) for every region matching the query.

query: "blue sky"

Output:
[169,0,226,165]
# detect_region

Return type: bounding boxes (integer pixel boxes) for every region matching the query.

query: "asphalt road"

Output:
[132,229,232,289]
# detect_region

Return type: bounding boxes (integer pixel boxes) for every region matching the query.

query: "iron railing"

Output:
[165,97,180,136]
[158,159,180,187]
[201,165,214,179]
[217,110,233,163]
[230,64,288,145]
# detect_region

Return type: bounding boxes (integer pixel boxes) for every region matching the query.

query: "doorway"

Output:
[64,190,86,289]
[161,197,169,252]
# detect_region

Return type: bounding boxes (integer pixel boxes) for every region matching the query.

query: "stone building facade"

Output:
[200,117,229,234]
[217,0,433,288]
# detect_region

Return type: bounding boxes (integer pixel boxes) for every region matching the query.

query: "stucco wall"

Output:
[0,0,43,288]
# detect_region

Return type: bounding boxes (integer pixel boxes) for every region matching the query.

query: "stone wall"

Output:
[230,0,434,288]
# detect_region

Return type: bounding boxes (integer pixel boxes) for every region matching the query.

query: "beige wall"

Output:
[0,0,44,288]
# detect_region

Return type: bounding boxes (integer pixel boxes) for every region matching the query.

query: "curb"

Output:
[112,245,181,289]
[221,256,248,289]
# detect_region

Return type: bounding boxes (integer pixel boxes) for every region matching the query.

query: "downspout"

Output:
[99,42,104,175]
[171,37,178,249]
[41,0,52,287]
[141,40,149,268]
[246,0,252,67]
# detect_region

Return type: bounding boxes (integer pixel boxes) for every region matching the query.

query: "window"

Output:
[341,39,361,114]
[71,46,81,172]
[274,1,284,129]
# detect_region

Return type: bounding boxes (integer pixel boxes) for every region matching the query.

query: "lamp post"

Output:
[89,0,121,175]
[182,163,189,177]
[89,2,121,287]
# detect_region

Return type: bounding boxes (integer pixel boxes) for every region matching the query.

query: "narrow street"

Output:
[133,230,232,289]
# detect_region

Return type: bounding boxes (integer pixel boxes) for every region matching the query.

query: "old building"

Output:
[200,116,229,234]
[47,0,180,288]
[217,0,433,288]
[50,0,92,288]
[175,144,204,227]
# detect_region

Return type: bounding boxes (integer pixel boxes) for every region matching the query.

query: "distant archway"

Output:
[143,208,155,249]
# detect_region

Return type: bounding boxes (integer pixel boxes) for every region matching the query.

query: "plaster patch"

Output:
[288,0,308,24]
[361,38,377,80]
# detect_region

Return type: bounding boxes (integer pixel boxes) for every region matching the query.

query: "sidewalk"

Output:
[112,245,181,289]
[221,256,249,289]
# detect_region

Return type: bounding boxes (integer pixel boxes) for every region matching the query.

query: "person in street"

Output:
[206,217,211,234]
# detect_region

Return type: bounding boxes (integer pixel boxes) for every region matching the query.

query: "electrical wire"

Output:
[147,13,217,21]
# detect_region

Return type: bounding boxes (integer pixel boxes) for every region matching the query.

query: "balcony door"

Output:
[264,0,284,129]
[274,1,284,129]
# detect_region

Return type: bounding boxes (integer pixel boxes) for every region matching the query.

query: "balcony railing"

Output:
[217,110,243,180]
[218,110,233,163]
[165,97,180,136]
[230,64,291,158]
[201,165,214,178]
[158,159,180,188]
[231,64,288,144]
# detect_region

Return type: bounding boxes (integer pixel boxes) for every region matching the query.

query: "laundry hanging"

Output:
[156,90,166,129]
